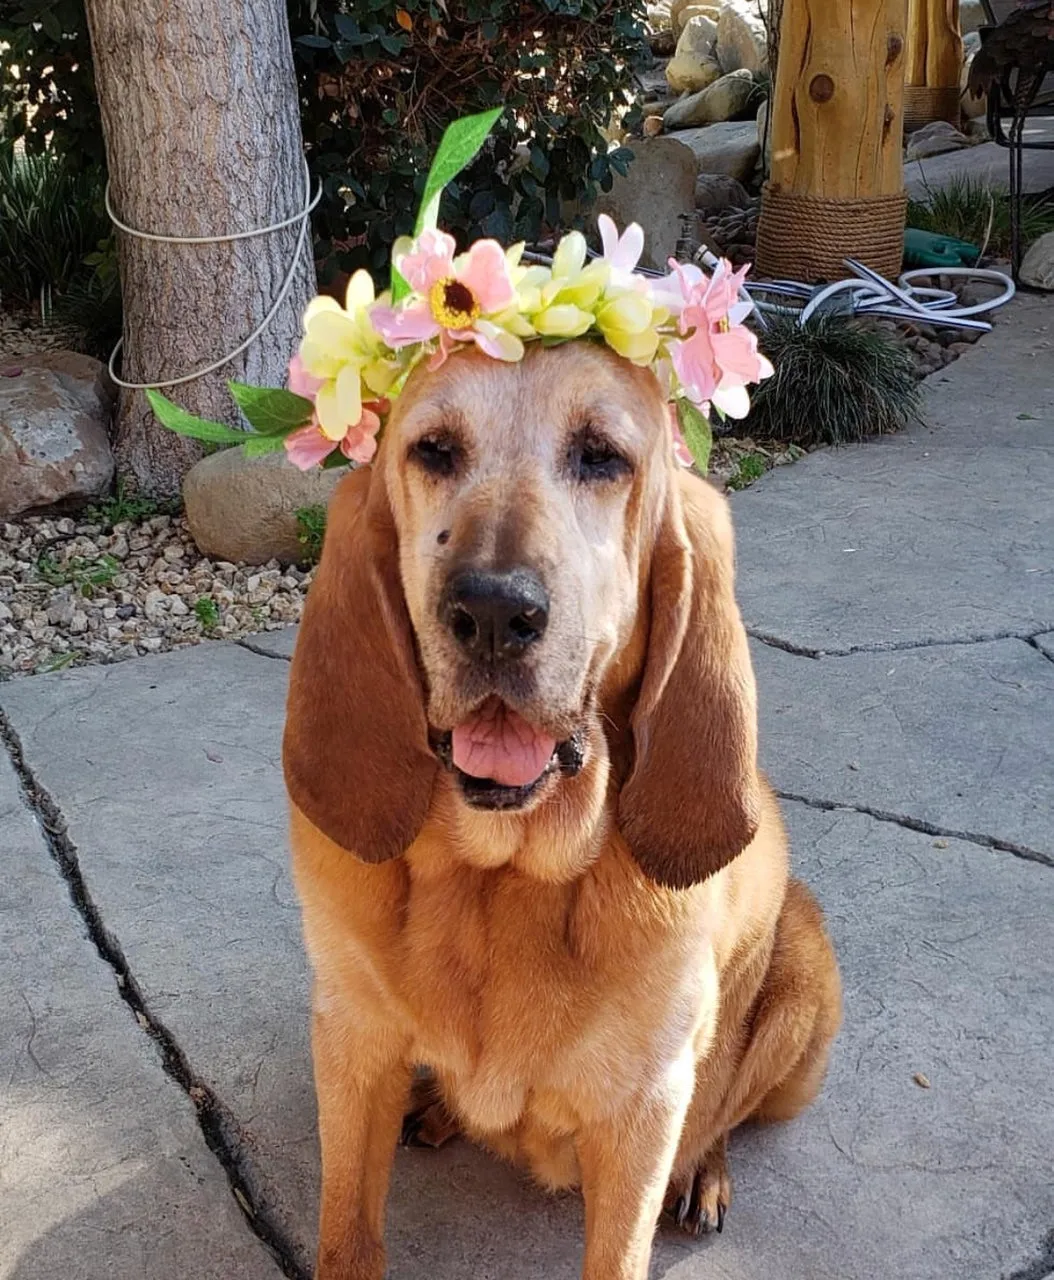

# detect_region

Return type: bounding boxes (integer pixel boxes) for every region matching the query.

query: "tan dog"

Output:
[283,342,841,1280]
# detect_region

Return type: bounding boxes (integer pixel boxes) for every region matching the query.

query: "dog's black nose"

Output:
[441,568,549,659]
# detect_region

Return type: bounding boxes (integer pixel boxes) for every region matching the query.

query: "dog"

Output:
[283,340,842,1280]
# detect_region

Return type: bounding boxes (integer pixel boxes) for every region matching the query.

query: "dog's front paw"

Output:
[665,1139,732,1237]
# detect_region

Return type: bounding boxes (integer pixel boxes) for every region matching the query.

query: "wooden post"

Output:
[905,0,963,128]
[755,0,910,283]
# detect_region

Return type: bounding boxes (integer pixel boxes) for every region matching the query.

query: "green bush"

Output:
[0,149,109,303]
[742,314,921,447]
[0,0,103,168]
[290,0,646,283]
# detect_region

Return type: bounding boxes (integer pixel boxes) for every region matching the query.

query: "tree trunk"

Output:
[85,0,316,496]
[755,0,910,281]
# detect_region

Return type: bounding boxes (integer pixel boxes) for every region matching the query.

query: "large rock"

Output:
[695,172,751,211]
[593,137,698,269]
[1020,231,1054,291]
[0,351,115,519]
[665,14,722,94]
[182,446,344,565]
[756,96,772,169]
[673,119,761,182]
[904,119,974,162]
[670,0,719,38]
[716,0,768,76]
[664,67,755,130]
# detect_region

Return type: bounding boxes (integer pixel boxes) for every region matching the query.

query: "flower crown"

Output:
[150,111,773,476]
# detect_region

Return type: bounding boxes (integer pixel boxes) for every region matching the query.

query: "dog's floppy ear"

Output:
[619,471,761,889]
[283,466,437,860]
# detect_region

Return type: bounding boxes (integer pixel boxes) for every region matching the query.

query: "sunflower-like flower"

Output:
[371,229,525,367]
[295,270,401,441]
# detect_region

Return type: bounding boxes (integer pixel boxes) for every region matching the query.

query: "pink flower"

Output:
[288,353,325,401]
[371,230,523,366]
[597,214,646,290]
[667,258,772,419]
[283,401,385,471]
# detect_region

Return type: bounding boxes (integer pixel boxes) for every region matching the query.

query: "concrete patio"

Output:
[1,294,1052,1280]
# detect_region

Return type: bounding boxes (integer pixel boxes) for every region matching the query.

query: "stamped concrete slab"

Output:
[0,645,316,1274]
[4,641,1054,1278]
[904,118,1054,198]
[752,636,1054,858]
[731,297,1054,653]
[0,749,283,1280]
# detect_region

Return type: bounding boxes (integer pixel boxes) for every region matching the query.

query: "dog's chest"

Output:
[396,851,713,1132]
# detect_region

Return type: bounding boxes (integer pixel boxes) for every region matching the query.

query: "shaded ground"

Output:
[1,295,1052,1280]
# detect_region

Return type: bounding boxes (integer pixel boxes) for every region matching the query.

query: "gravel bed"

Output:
[0,513,312,678]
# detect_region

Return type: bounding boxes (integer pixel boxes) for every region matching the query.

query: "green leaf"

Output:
[242,434,290,458]
[676,399,712,474]
[413,107,503,237]
[391,265,411,304]
[228,383,314,435]
[146,390,249,445]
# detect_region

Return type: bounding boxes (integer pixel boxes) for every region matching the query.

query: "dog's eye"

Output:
[568,432,631,484]
[410,434,459,478]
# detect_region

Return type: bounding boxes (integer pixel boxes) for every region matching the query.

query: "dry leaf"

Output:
[913,1072,931,1089]
[396,8,413,30]
[933,839,948,849]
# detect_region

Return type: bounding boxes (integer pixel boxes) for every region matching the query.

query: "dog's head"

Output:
[283,342,760,888]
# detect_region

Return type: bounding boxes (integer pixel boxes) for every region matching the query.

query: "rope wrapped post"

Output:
[756,0,910,284]
[905,0,963,129]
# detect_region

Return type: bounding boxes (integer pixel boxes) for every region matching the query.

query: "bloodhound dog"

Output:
[283,341,841,1280]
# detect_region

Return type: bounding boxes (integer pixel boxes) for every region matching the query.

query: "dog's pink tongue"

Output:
[451,699,556,788]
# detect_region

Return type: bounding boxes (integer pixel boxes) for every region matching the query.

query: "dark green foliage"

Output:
[0,150,109,302]
[0,0,103,168]
[35,551,119,597]
[743,314,921,447]
[725,451,768,490]
[907,177,1054,259]
[194,597,221,632]
[85,479,177,530]
[295,504,328,565]
[291,0,648,284]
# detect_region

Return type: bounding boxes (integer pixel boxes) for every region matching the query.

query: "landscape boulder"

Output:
[0,352,115,519]
[593,137,698,269]
[183,446,344,565]
[1020,232,1054,291]
[716,0,768,76]
[666,14,722,93]
[673,120,760,182]
[664,68,755,130]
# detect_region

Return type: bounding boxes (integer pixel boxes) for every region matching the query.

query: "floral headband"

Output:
[151,111,773,476]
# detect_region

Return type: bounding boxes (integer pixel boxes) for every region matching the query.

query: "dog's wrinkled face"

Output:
[379,342,672,812]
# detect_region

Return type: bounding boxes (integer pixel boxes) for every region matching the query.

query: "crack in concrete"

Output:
[1027,636,1054,668]
[1006,1228,1054,1280]
[0,705,310,1280]
[748,627,1054,660]
[237,638,293,663]
[777,789,1054,870]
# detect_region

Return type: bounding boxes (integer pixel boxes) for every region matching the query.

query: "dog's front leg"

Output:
[577,1058,695,1280]
[312,995,411,1280]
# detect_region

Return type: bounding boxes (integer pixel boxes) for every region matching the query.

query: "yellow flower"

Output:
[297,271,400,440]
[595,289,663,365]
[526,231,611,338]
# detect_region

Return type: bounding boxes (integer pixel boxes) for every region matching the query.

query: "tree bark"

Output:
[767,0,909,200]
[85,0,316,496]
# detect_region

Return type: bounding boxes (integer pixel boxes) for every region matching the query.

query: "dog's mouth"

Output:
[432,697,585,811]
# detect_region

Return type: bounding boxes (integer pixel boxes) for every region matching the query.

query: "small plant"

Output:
[726,452,769,491]
[194,597,221,632]
[295,505,328,565]
[0,151,109,304]
[36,553,120,598]
[742,314,921,447]
[36,651,78,674]
[907,177,1054,259]
[86,478,167,529]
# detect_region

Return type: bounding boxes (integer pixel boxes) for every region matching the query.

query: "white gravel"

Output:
[0,512,312,678]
